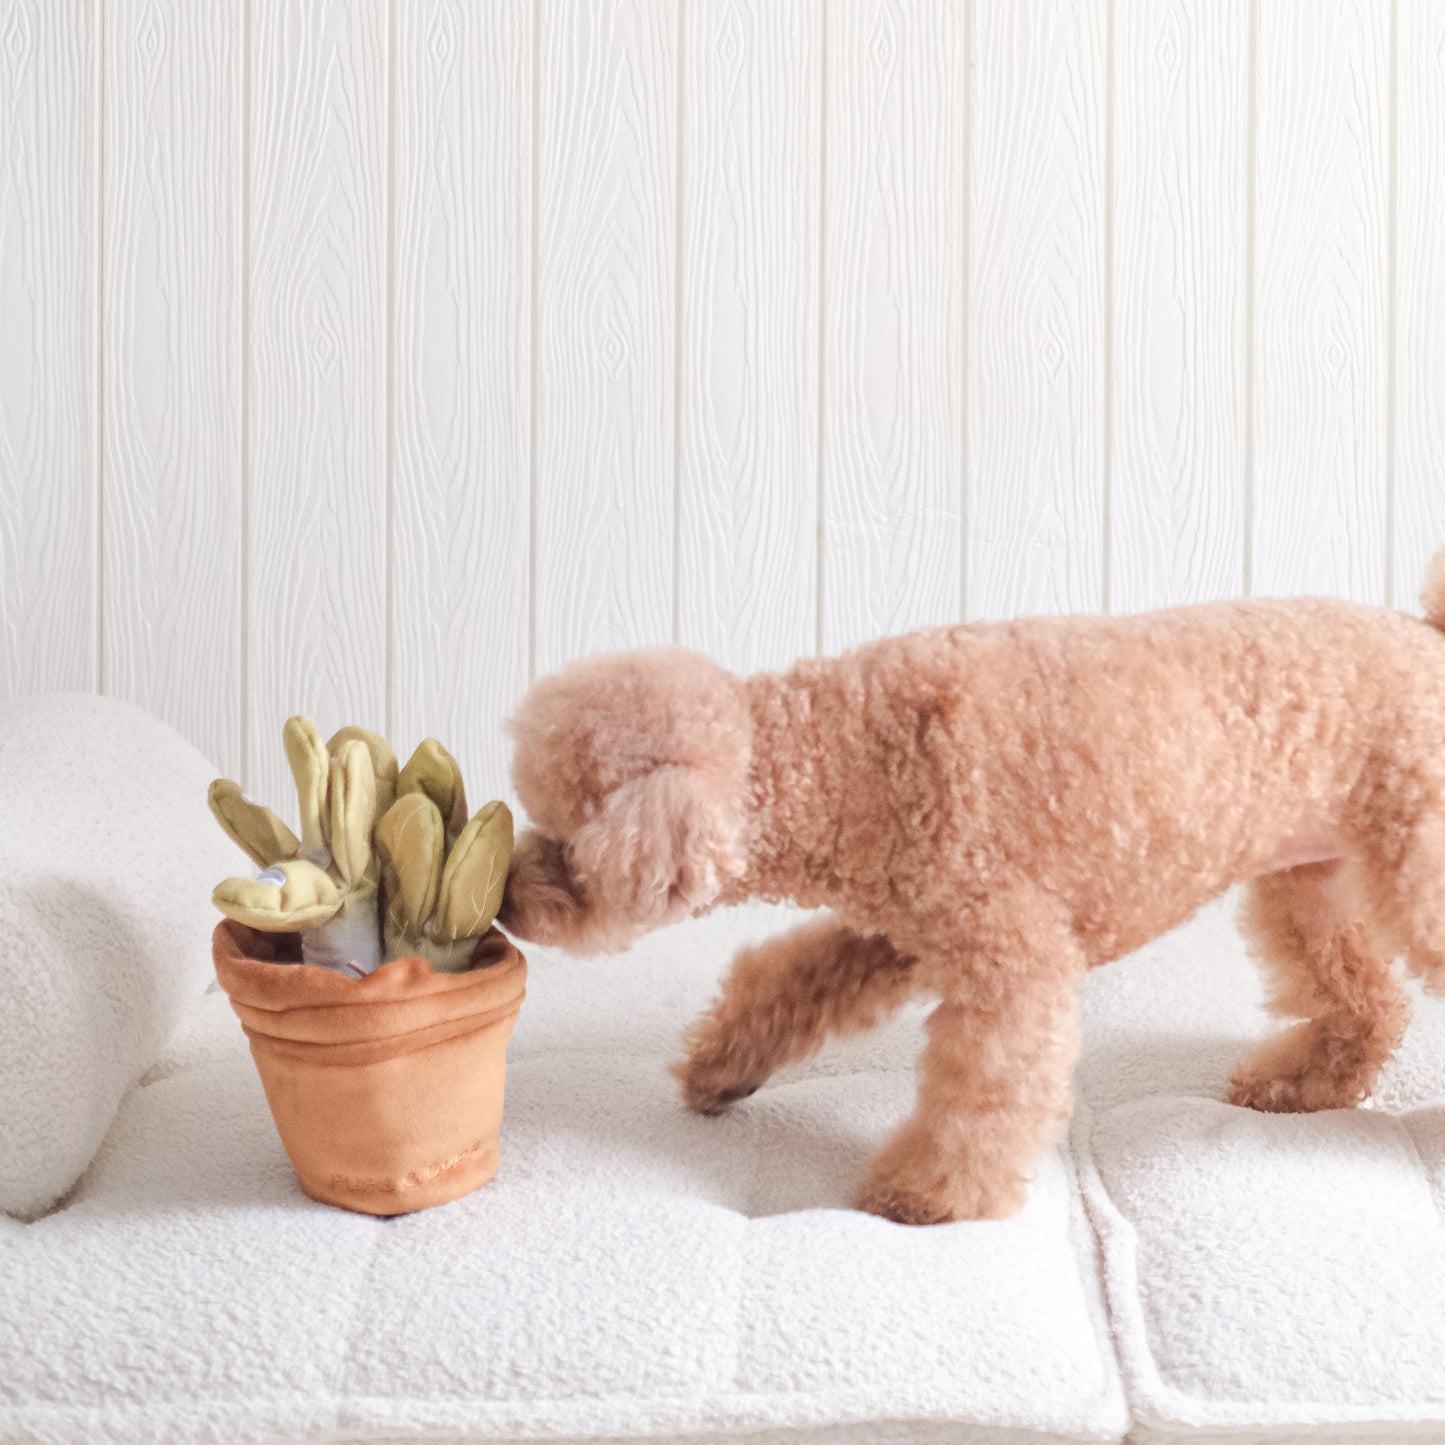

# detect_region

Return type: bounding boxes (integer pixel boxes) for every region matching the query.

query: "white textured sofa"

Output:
[3,696,1444,1444]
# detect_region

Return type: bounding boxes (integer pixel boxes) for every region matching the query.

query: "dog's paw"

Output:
[856,1140,1029,1226]
[671,997,785,1115]
[1227,1025,1374,1114]
[855,1176,963,1227]
[685,1079,761,1116]
[1226,1066,1368,1114]
[670,1049,762,1116]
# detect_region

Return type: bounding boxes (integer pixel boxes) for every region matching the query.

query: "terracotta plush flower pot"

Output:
[212,920,526,1216]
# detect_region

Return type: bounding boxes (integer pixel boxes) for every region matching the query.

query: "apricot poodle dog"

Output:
[500,548,1445,1225]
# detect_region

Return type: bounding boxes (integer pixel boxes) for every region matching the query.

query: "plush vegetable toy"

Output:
[209,717,513,977]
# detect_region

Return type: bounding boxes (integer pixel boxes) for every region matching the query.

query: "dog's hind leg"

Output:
[673,915,919,1115]
[1360,808,1445,998]
[1228,860,1410,1114]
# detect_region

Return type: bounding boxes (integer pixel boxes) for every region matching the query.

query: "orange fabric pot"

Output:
[213,920,526,1216]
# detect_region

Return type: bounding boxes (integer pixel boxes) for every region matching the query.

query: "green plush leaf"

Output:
[282,716,330,864]
[207,779,299,869]
[375,790,445,933]
[436,800,514,941]
[398,738,468,843]
[212,858,342,930]
[328,724,398,817]
[328,739,380,888]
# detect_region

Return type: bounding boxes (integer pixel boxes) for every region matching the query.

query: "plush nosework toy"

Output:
[209,719,525,1215]
[209,719,513,976]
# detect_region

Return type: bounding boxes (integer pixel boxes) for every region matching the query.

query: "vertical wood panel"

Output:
[1253,0,1388,603]
[391,0,530,803]
[677,0,820,674]
[1395,0,1445,610]
[248,0,387,804]
[1111,0,1247,613]
[534,0,676,676]
[8,0,1444,762]
[969,0,1106,623]
[822,0,964,654]
[0,0,96,699]
[103,0,241,775]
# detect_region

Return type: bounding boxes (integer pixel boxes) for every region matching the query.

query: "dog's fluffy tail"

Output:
[1424,546,1445,632]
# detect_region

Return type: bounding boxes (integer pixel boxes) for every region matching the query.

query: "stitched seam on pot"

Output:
[327,1139,490,1195]
[239,1000,523,1062]
[218,956,526,1015]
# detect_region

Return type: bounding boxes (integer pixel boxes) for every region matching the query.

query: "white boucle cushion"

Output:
[0,692,239,1219]
[1074,901,1445,1441]
[0,904,1128,1445]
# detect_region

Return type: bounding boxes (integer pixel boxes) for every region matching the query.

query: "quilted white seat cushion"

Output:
[0,693,239,1219]
[1074,903,1445,1442]
[8,804,1444,1444]
[0,904,1128,1445]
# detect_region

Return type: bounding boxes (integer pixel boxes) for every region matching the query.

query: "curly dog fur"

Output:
[500,549,1445,1225]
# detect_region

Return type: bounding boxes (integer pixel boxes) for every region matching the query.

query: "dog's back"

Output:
[747,581,1445,963]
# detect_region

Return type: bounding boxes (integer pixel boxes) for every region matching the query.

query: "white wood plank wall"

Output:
[2,0,1442,808]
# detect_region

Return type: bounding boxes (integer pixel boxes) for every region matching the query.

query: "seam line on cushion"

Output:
[1397,1109,1445,1228]
[1066,1095,1140,1435]
[1071,1093,1445,1435]
[0,1389,1131,1442]
[1128,1417,1445,1440]
[1070,1094,1172,1431]
[508,1045,921,1076]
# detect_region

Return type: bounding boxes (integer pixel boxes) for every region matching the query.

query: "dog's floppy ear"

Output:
[569,764,744,948]
[498,830,590,946]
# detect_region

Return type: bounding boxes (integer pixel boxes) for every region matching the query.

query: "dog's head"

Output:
[499,648,752,954]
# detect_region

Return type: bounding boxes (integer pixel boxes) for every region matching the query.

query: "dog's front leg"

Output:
[673,915,919,1114]
[857,902,1084,1225]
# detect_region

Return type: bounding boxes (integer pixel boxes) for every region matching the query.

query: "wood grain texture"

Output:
[247,0,387,804]
[103,0,241,775]
[391,0,531,806]
[1394,0,1445,611]
[1253,0,1388,603]
[821,0,964,653]
[0,0,96,699]
[534,0,676,676]
[1111,0,1247,613]
[677,0,820,674]
[9,0,1445,775]
[969,0,1106,623]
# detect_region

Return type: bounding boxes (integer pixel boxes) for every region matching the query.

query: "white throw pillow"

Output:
[0,693,240,1219]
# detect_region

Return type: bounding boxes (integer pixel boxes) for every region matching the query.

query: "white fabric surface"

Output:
[1074,901,1445,1440]
[0,693,240,1219]
[0,904,1126,1445]
[8,788,1445,1443]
